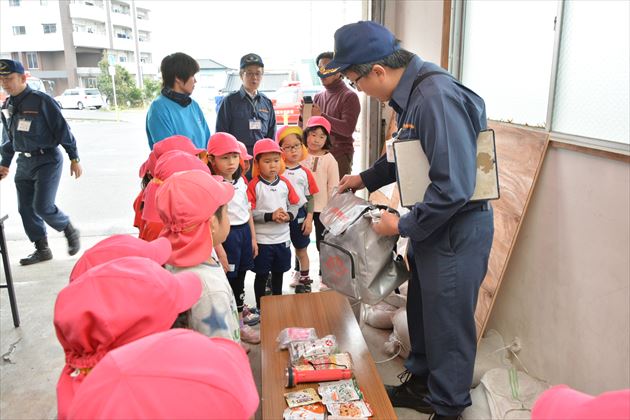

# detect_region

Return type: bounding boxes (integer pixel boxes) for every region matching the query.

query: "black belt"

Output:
[459,201,490,213]
[19,148,55,157]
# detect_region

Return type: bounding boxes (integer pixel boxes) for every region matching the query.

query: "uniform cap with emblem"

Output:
[240,53,264,69]
[0,59,25,75]
[321,21,400,77]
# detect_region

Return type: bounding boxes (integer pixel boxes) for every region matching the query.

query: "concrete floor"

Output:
[0,233,426,420]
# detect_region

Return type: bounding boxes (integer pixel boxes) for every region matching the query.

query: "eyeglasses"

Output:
[348,74,363,90]
[282,145,302,152]
[244,72,263,79]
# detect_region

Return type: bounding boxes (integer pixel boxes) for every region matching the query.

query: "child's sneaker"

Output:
[242,306,260,326]
[295,276,312,294]
[240,323,261,344]
[289,271,301,288]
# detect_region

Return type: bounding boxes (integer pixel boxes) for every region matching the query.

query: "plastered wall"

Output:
[392,0,443,64]
[487,145,630,393]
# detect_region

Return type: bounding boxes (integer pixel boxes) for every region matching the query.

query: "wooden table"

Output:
[260,291,397,419]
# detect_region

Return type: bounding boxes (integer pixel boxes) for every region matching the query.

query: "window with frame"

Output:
[457,0,629,147]
[9,0,20,6]
[12,26,26,35]
[42,23,57,34]
[26,52,38,69]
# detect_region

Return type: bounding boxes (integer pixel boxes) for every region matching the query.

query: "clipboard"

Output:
[392,129,499,208]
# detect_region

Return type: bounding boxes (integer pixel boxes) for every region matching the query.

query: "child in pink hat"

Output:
[69,234,171,282]
[141,150,211,241]
[532,385,630,419]
[238,140,253,177]
[54,256,202,420]
[276,125,319,293]
[248,139,300,308]
[207,132,260,344]
[156,170,242,343]
[67,329,259,420]
[301,116,339,284]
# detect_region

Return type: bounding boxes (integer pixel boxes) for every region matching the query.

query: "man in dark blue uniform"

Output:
[0,59,82,265]
[334,22,494,419]
[216,53,276,171]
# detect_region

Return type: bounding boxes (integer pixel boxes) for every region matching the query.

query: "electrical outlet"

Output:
[509,336,522,353]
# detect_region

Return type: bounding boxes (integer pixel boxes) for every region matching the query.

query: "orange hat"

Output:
[67,329,259,420]
[142,150,211,223]
[156,170,234,267]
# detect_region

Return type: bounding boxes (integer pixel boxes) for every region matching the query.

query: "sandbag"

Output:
[362,301,398,330]
[384,307,410,359]
[462,385,492,420]
[480,368,549,419]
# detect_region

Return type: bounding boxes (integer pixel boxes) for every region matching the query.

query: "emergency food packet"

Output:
[282,403,326,420]
[277,327,318,350]
[326,400,373,418]
[317,379,363,404]
[289,335,337,363]
[285,388,322,408]
[293,352,354,371]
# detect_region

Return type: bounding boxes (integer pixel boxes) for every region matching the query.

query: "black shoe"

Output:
[64,223,81,256]
[429,414,462,420]
[19,248,53,265]
[385,370,433,414]
[295,284,306,294]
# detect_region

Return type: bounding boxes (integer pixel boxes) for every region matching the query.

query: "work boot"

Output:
[64,222,81,256]
[385,370,433,414]
[429,414,462,420]
[19,237,53,266]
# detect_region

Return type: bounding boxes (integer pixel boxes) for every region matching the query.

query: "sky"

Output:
[145,0,363,70]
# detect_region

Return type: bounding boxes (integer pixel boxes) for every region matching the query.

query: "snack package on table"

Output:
[283,403,326,420]
[326,400,373,418]
[289,335,337,362]
[285,388,322,408]
[318,378,363,404]
[293,352,354,371]
[277,327,318,350]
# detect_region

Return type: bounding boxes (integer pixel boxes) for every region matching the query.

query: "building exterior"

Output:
[0,0,156,95]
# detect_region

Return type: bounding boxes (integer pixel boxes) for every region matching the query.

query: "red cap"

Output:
[67,329,259,420]
[152,135,205,159]
[238,141,253,160]
[142,150,210,223]
[253,138,282,158]
[54,257,202,419]
[69,235,171,282]
[532,385,630,419]
[306,115,332,134]
[156,170,234,267]
[276,125,303,144]
[138,151,157,178]
[207,132,241,156]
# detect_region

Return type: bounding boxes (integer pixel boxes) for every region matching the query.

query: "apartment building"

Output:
[0,0,156,95]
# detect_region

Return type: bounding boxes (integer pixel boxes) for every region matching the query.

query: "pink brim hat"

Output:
[253,138,282,158]
[152,135,205,159]
[305,115,332,134]
[238,141,253,160]
[532,385,630,419]
[207,132,241,156]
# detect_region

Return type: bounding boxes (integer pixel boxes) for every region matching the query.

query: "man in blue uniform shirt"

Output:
[216,53,276,171]
[0,59,82,265]
[335,22,494,419]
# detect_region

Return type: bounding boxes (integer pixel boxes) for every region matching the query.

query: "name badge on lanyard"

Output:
[17,119,32,132]
[249,118,262,130]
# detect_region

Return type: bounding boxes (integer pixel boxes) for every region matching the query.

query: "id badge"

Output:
[249,119,262,130]
[17,119,32,132]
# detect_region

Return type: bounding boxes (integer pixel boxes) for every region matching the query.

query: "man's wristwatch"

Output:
[71,158,80,163]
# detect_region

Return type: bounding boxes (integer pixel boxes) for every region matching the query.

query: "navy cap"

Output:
[0,59,25,75]
[240,53,264,69]
[323,21,400,76]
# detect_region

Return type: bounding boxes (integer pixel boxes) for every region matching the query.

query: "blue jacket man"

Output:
[216,53,276,167]
[334,22,494,419]
[0,59,82,265]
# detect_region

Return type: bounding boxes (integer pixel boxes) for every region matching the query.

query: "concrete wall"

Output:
[488,145,630,394]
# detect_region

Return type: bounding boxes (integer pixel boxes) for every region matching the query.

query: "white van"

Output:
[55,88,104,110]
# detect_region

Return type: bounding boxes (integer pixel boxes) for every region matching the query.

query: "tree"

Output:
[143,77,161,102]
[97,55,144,108]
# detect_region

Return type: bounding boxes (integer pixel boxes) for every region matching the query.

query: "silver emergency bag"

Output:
[320,192,410,305]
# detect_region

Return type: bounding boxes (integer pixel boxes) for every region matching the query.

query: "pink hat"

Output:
[69,235,171,282]
[142,150,211,223]
[153,134,205,159]
[207,132,241,156]
[156,170,234,267]
[253,138,282,158]
[276,125,303,144]
[238,140,253,160]
[67,329,259,420]
[306,115,332,134]
[138,151,157,178]
[54,257,202,420]
[532,385,630,419]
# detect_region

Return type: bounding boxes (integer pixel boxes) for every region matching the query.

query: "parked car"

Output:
[273,83,323,126]
[0,72,50,104]
[55,88,104,110]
